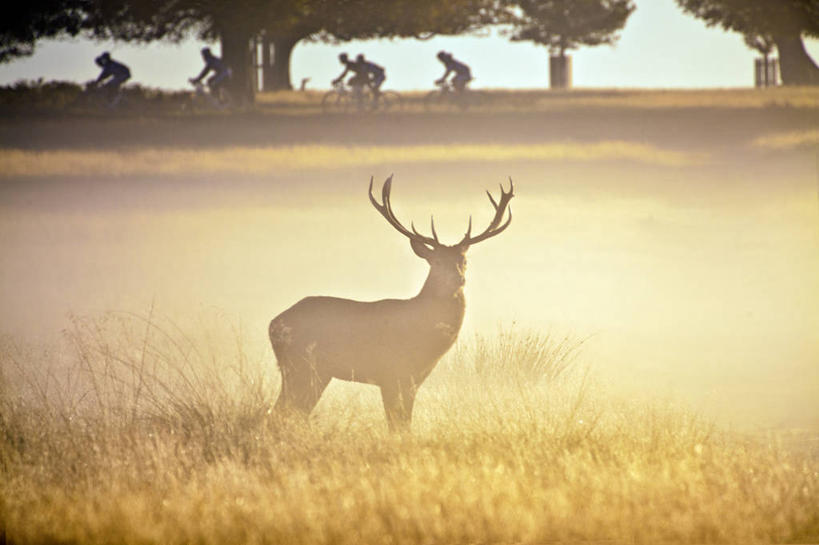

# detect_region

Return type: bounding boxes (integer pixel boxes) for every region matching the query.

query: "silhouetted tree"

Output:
[2,1,86,62]
[259,0,502,90]
[744,33,775,58]
[80,0,269,103]
[509,0,635,59]
[675,0,819,85]
[3,0,504,96]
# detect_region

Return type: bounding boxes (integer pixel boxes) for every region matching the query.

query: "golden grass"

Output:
[753,129,819,150]
[1,312,817,545]
[254,87,819,111]
[521,87,819,110]
[0,142,705,179]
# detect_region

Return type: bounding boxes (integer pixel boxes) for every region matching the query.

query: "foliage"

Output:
[509,0,635,56]
[325,0,503,41]
[1,1,86,62]
[674,0,819,38]
[82,0,501,42]
[744,33,776,56]
[674,0,819,85]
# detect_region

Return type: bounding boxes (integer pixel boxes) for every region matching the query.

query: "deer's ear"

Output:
[410,238,434,260]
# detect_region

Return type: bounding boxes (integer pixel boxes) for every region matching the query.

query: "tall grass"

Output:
[456,325,585,385]
[1,312,817,545]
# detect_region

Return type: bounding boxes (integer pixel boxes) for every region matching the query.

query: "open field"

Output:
[2,313,818,545]
[1,89,818,543]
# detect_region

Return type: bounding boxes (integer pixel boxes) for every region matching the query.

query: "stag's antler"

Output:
[459,178,514,246]
[369,175,441,247]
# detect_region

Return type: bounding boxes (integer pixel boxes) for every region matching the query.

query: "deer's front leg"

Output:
[380,380,418,432]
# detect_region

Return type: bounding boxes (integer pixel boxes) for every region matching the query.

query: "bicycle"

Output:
[321,81,402,113]
[181,79,234,113]
[423,80,486,111]
[66,81,129,112]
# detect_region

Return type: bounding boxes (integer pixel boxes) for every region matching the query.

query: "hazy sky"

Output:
[1,0,818,90]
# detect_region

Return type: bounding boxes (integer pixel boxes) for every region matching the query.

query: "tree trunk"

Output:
[549,48,571,89]
[261,34,299,91]
[220,28,255,104]
[774,33,819,86]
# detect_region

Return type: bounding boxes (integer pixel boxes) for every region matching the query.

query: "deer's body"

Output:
[270,176,512,431]
[272,291,463,385]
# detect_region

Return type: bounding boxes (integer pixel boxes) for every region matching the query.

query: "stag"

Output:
[269,175,513,431]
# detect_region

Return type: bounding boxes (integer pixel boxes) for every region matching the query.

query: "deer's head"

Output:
[369,175,514,296]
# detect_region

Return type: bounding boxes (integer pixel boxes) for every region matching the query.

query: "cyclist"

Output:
[435,51,472,93]
[356,53,386,98]
[92,52,131,106]
[332,52,370,95]
[190,47,232,102]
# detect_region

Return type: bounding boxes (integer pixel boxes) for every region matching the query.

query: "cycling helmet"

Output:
[339,53,348,62]
[355,54,365,62]
[201,47,212,56]
[437,50,447,60]
[95,51,110,66]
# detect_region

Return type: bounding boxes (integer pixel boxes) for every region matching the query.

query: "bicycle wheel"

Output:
[423,90,446,111]
[66,88,107,113]
[378,91,403,112]
[218,88,235,110]
[321,90,349,113]
[462,89,488,111]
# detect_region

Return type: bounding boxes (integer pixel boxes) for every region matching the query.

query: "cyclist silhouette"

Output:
[332,53,369,93]
[435,51,472,92]
[93,52,131,106]
[356,53,386,97]
[190,47,232,101]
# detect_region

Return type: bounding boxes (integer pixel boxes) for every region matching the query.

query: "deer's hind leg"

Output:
[274,354,330,418]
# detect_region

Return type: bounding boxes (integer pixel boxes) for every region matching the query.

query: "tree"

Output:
[675,0,819,85]
[3,0,503,97]
[744,33,778,86]
[254,0,326,91]
[2,0,268,99]
[258,0,503,91]
[80,0,278,102]
[2,1,86,62]
[509,0,635,59]
[744,33,775,58]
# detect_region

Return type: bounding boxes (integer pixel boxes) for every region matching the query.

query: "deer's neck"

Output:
[415,270,466,322]
[403,268,466,356]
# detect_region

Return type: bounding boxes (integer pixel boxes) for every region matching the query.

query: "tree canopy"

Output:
[674,0,819,37]
[509,0,635,57]
[2,1,86,62]
[79,0,503,95]
[675,0,819,84]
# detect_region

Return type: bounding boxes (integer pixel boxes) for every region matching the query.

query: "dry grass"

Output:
[2,84,818,116]
[1,312,817,545]
[254,86,819,112]
[752,129,819,150]
[0,141,706,179]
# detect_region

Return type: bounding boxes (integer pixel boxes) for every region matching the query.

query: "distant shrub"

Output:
[0,79,84,110]
[0,79,192,114]
[455,325,585,385]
